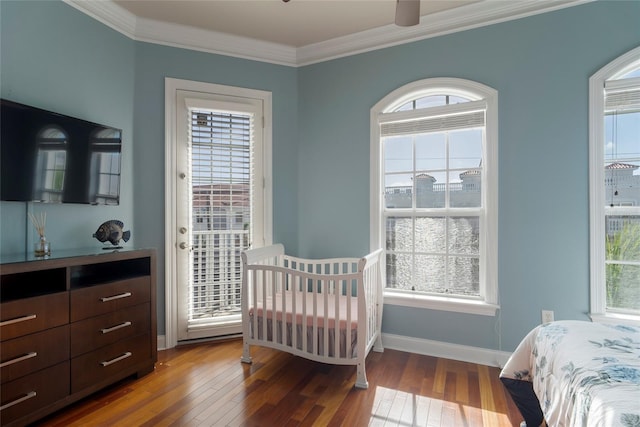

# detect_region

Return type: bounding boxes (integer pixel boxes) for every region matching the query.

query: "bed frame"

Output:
[240,244,384,389]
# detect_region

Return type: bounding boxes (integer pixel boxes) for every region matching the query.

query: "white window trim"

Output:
[589,46,640,327]
[370,77,499,316]
[164,77,273,348]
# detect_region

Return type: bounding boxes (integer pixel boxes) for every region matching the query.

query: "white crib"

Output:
[240,244,384,389]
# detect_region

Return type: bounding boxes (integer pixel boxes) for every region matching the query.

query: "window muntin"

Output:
[373,78,498,313]
[590,47,640,321]
[34,126,67,202]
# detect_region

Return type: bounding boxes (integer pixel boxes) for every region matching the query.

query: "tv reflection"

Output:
[34,126,67,202]
[33,126,121,205]
[88,128,121,205]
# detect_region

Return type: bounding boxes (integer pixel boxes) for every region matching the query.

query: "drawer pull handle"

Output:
[100,351,132,367]
[0,314,36,327]
[0,352,37,368]
[101,321,132,334]
[100,292,132,302]
[0,391,37,411]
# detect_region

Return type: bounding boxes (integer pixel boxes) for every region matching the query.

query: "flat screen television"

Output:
[1,99,122,205]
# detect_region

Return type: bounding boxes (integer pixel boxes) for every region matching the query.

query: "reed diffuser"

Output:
[29,212,51,256]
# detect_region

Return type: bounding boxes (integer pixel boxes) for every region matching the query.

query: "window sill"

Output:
[589,312,640,328]
[384,290,499,316]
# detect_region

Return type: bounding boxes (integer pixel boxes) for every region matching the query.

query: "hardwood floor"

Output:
[33,339,523,426]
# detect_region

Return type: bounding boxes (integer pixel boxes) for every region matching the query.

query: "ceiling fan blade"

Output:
[395,0,420,27]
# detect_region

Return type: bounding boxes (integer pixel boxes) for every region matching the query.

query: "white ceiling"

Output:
[65,0,591,66]
[113,0,478,48]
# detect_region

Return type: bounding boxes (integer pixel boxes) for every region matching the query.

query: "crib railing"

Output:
[240,245,384,388]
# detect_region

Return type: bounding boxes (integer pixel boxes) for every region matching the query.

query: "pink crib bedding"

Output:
[249,291,359,330]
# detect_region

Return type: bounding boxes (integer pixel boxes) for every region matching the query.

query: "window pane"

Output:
[606,264,640,311]
[385,173,413,208]
[416,133,445,170]
[416,171,445,208]
[448,217,480,255]
[386,216,413,251]
[386,252,412,289]
[449,128,482,170]
[415,217,445,253]
[415,95,447,109]
[606,216,640,262]
[448,256,480,296]
[449,171,481,207]
[415,254,445,293]
[384,135,413,172]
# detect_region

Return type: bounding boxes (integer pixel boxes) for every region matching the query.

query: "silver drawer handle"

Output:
[0,391,37,411]
[100,351,132,367]
[0,314,37,327]
[100,292,132,302]
[0,352,38,368]
[101,321,132,334]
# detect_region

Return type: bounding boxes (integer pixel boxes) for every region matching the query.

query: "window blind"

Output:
[605,77,640,112]
[380,99,486,136]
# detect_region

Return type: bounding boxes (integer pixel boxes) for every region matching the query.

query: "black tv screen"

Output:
[1,99,122,205]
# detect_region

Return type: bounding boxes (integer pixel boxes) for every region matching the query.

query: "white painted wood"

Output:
[241,245,384,389]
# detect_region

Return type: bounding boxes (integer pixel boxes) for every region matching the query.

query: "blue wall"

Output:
[0,1,135,254]
[1,0,638,351]
[297,2,640,350]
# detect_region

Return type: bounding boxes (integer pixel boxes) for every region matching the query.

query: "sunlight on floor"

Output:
[369,386,512,426]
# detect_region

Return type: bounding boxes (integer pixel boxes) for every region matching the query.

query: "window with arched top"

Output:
[89,127,122,205]
[34,126,67,202]
[370,78,498,315]
[589,46,640,323]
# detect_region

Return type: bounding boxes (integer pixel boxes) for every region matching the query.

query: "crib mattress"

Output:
[249,291,359,330]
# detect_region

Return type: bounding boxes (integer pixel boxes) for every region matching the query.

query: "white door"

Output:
[172,86,269,342]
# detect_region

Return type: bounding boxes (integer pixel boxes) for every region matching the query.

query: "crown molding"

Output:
[297,0,594,66]
[63,0,593,68]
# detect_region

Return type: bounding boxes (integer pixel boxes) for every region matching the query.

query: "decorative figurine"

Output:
[93,220,131,248]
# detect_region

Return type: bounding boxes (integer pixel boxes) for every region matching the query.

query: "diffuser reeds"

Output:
[28,212,47,238]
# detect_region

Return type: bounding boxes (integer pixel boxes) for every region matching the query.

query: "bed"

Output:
[240,244,384,389]
[500,320,640,426]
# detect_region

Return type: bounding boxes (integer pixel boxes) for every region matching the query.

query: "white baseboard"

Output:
[157,333,512,368]
[381,333,512,368]
[158,335,167,351]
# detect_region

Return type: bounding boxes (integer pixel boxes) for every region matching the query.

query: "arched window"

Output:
[34,126,67,202]
[589,46,640,323]
[89,127,122,205]
[370,78,498,315]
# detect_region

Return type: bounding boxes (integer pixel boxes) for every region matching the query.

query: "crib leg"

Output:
[241,341,252,364]
[355,361,369,389]
[373,333,384,353]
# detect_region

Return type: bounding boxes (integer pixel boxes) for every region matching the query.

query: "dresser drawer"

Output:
[0,361,69,425]
[71,333,151,392]
[1,325,69,384]
[70,276,150,322]
[70,302,150,357]
[0,293,69,341]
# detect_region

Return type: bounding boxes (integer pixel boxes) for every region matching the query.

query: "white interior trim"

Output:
[164,77,273,349]
[382,333,511,368]
[63,0,592,67]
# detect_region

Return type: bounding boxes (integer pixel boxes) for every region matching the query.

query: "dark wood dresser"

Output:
[0,248,157,427]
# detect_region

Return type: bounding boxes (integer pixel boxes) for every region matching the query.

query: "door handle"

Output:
[179,242,189,250]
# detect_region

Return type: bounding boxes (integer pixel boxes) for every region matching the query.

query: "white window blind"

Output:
[605,77,640,112]
[380,100,486,136]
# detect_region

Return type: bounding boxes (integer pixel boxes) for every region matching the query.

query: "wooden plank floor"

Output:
[33,339,523,426]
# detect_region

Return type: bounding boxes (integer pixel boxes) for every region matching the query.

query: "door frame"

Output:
[164,77,273,349]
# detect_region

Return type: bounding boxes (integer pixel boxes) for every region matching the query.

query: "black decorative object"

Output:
[93,220,131,249]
